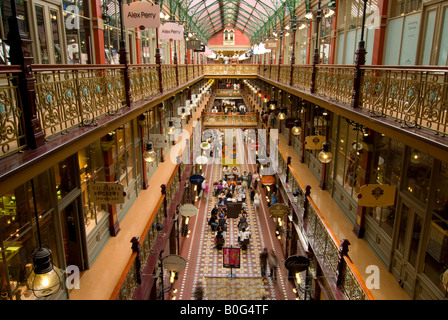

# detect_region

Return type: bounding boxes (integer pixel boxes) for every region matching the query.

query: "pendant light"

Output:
[292,119,302,136]
[167,120,175,135]
[27,179,62,298]
[269,101,276,110]
[278,108,286,120]
[143,141,157,163]
[318,141,333,163]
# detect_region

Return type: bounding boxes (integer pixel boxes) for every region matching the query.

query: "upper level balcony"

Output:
[1,61,448,178]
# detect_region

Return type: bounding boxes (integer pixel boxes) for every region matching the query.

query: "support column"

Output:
[371,0,389,65]
[91,0,106,64]
[7,5,45,149]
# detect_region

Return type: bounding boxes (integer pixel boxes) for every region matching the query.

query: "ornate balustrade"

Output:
[203,64,258,75]
[33,65,126,139]
[0,65,26,159]
[314,65,355,104]
[201,112,259,127]
[359,65,448,136]
[129,65,160,101]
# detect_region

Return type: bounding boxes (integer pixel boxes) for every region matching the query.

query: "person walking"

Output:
[259,248,268,279]
[193,282,204,300]
[254,192,261,214]
[268,250,278,282]
[247,172,252,189]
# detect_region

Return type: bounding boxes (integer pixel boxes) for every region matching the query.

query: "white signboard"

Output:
[148,134,169,148]
[123,2,160,30]
[158,22,184,40]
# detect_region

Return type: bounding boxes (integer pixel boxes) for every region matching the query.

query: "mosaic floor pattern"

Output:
[204,277,267,300]
[190,150,277,300]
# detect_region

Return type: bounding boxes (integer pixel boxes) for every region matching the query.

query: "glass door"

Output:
[419,1,448,65]
[32,2,64,64]
[392,198,424,296]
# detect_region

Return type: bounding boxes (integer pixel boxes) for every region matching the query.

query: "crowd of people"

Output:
[207,165,264,250]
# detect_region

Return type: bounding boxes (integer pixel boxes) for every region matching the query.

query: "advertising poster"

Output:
[223,247,240,268]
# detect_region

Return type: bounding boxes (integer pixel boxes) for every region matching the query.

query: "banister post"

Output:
[286,156,292,183]
[303,185,311,219]
[336,239,351,286]
[161,184,168,218]
[131,236,142,285]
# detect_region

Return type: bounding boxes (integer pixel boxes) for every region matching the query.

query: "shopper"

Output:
[268,250,278,282]
[259,247,268,279]
[254,192,261,214]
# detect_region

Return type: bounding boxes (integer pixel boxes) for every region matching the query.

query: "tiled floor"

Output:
[173,137,296,300]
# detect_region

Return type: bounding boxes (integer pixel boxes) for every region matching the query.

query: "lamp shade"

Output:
[167,120,175,135]
[143,142,157,163]
[27,246,62,298]
[292,119,302,136]
[278,108,286,120]
[318,141,332,163]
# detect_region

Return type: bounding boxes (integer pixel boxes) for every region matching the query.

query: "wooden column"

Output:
[7,10,45,149]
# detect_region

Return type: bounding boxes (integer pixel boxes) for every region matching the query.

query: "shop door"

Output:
[32,2,64,64]
[391,199,424,297]
[419,1,448,65]
[60,200,86,271]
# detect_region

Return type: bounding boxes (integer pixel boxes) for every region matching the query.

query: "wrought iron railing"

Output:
[0,65,26,159]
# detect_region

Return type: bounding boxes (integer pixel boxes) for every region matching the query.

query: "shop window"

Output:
[78,140,107,236]
[0,173,61,300]
[102,0,122,64]
[112,122,135,190]
[369,135,404,237]
[425,161,448,296]
[334,118,365,200]
[403,147,432,204]
[390,0,422,18]
[54,155,78,200]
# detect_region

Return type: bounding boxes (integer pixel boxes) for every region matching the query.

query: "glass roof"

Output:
[170,0,299,44]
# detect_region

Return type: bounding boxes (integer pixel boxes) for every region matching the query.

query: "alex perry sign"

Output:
[123,2,160,30]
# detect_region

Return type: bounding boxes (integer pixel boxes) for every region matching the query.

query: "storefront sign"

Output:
[223,247,240,268]
[189,174,205,185]
[162,254,187,272]
[304,135,325,150]
[148,134,168,149]
[265,40,279,49]
[284,255,310,273]
[187,40,202,50]
[179,204,198,217]
[122,2,160,30]
[89,182,125,204]
[358,184,396,207]
[159,22,184,40]
[269,203,288,217]
[260,175,275,185]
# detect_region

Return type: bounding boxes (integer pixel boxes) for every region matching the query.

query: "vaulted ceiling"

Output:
[167,0,300,44]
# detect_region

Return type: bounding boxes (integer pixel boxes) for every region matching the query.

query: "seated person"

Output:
[209,215,218,231]
[238,227,251,246]
[218,214,227,231]
[222,180,228,189]
[226,189,233,199]
[232,166,239,175]
[218,193,227,206]
[237,213,248,231]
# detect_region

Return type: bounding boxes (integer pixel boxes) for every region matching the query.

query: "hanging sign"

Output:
[179,203,198,217]
[304,135,325,150]
[269,203,289,218]
[162,254,187,272]
[285,255,310,273]
[187,40,202,50]
[260,175,275,185]
[265,40,279,49]
[194,44,205,52]
[158,22,184,40]
[122,3,160,30]
[89,182,125,204]
[148,134,168,149]
[189,174,205,185]
[358,184,396,207]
